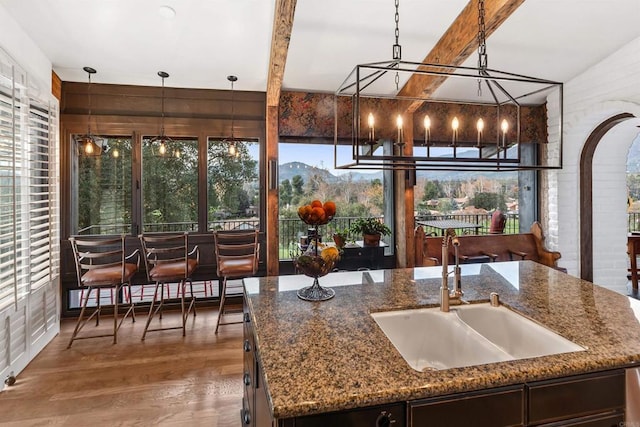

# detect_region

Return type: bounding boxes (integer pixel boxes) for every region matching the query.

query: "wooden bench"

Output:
[414,221,564,271]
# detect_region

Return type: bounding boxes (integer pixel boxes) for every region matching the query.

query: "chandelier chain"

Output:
[394,0,400,53]
[477,0,488,96]
[393,0,401,89]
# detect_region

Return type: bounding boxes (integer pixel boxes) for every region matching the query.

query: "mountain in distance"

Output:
[278,160,521,184]
[279,138,640,181]
[278,161,383,183]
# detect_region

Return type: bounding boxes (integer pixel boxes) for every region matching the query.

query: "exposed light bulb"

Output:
[451,116,459,146]
[112,148,119,158]
[501,119,509,148]
[229,143,237,156]
[424,114,431,148]
[395,114,404,149]
[85,140,94,154]
[159,142,166,155]
[501,119,509,133]
[367,113,375,142]
[476,118,484,146]
[174,149,180,158]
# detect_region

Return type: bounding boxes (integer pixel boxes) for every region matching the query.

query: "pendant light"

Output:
[225,75,240,158]
[334,0,564,171]
[149,71,175,157]
[77,66,103,156]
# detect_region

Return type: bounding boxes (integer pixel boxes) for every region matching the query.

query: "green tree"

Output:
[207,140,257,219]
[143,140,199,228]
[237,189,251,214]
[78,138,132,233]
[472,192,507,211]
[423,180,442,200]
[279,179,293,207]
[292,175,304,196]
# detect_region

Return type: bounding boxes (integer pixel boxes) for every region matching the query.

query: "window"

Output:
[0,48,60,381]
[77,137,132,234]
[207,138,259,230]
[28,101,60,291]
[0,53,59,311]
[277,142,389,259]
[142,137,198,232]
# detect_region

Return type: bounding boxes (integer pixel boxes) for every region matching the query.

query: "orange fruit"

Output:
[297,205,306,217]
[323,201,336,217]
[312,206,324,221]
[321,246,340,263]
[311,200,323,208]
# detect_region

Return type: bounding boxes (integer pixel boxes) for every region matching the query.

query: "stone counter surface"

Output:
[243,261,640,419]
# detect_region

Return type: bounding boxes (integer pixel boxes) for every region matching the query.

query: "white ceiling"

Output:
[1,0,639,94]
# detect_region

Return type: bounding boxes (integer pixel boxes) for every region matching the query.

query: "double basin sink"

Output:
[371,303,584,371]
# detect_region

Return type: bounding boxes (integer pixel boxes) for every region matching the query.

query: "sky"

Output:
[251,142,381,176]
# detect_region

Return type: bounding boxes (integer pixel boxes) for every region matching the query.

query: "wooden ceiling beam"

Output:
[266,0,297,107]
[399,0,525,113]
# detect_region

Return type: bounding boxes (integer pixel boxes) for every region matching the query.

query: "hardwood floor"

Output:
[0,305,244,426]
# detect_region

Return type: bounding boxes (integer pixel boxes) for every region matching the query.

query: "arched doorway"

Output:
[580,113,639,292]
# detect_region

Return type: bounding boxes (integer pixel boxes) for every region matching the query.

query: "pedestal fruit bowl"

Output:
[295,200,339,301]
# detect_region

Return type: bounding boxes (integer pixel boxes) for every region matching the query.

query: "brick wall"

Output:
[544,36,640,293]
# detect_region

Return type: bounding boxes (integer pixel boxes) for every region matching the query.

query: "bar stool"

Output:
[139,232,199,340]
[213,230,259,333]
[68,235,139,348]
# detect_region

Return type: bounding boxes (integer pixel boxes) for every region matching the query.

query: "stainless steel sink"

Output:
[371,303,584,371]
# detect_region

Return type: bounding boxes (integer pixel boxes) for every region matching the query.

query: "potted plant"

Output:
[349,217,391,247]
[331,227,350,249]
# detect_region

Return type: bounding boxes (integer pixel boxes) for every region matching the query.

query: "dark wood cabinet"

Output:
[243,299,272,427]
[527,370,625,426]
[409,386,524,426]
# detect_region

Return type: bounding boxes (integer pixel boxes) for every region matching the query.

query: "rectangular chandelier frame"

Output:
[334,60,564,171]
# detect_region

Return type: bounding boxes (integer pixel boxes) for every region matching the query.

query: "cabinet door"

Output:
[527,370,625,425]
[409,385,524,427]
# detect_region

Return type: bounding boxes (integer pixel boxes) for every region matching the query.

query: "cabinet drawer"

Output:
[295,403,405,427]
[535,411,624,427]
[527,370,625,425]
[409,386,524,427]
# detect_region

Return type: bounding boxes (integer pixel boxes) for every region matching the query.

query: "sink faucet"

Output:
[441,228,463,312]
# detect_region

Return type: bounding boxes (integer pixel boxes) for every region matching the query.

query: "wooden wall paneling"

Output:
[404,117,415,268]
[393,116,415,268]
[59,82,267,293]
[266,105,280,275]
[51,71,62,101]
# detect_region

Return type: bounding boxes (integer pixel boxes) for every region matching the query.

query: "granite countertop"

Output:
[243,261,640,419]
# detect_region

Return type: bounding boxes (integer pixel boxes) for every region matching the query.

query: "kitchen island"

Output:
[242,261,640,426]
